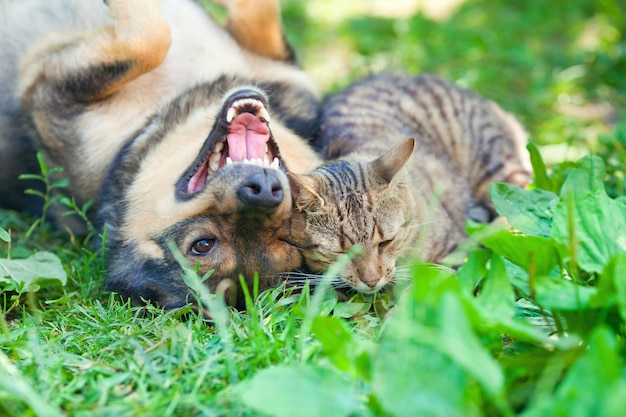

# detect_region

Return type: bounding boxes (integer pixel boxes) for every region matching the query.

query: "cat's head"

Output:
[288,138,416,294]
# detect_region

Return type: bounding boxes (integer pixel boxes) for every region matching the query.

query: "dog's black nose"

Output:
[237,171,284,208]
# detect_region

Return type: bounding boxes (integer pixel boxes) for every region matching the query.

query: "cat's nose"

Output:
[359,261,384,290]
[237,170,284,208]
[362,277,381,288]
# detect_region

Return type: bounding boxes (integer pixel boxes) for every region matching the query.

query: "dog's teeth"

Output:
[226,157,233,165]
[271,157,280,170]
[263,155,270,167]
[226,107,235,123]
[227,98,269,123]
[259,107,271,122]
[214,141,224,153]
[208,152,221,172]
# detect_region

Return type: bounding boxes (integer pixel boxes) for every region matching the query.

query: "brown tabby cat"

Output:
[288,72,531,294]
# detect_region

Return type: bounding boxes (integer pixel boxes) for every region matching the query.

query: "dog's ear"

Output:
[105,244,191,309]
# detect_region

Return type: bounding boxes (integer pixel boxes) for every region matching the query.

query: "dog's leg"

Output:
[218,0,294,61]
[19,0,171,103]
[16,0,172,230]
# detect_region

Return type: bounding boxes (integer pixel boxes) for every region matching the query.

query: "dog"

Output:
[0,0,324,309]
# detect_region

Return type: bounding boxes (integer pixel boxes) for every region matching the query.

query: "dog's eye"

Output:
[190,238,216,255]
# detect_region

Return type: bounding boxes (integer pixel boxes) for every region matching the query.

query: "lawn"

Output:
[1,0,625,416]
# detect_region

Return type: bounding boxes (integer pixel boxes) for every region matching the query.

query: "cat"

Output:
[288,72,532,294]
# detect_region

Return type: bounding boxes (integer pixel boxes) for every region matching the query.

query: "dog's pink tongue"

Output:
[227,113,270,161]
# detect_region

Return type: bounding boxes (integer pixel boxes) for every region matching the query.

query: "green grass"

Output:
[1,0,626,416]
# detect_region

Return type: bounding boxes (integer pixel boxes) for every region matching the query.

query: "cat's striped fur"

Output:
[289,72,531,293]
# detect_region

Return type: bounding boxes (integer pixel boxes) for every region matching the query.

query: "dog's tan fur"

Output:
[0,0,323,309]
[219,0,292,60]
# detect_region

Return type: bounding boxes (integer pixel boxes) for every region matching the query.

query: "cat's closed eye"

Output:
[378,239,393,254]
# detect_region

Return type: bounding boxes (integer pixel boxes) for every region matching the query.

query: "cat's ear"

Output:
[288,173,325,212]
[370,138,415,185]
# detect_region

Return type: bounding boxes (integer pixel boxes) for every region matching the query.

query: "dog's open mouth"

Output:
[177,89,283,198]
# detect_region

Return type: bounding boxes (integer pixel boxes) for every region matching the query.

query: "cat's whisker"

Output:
[274,271,348,290]
[432,264,457,274]
[401,244,441,253]
[276,271,325,279]
[395,262,457,274]
[392,275,413,283]
[284,277,326,285]
[408,220,441,230]
[331,281,352,289]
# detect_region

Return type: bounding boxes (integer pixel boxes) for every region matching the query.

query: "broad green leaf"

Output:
[236,365,361,417]
[601,379,626,417]
[552,156,626,273]
[316,289,339,316]
[533,275,595,311]
[409,262,460,308]
[332,301,371,318]
[504,258,532,296]
[465,292,580,350]
[475,254,515,319]
[311,315,371,379]
[436,294,505,401]
[522,327,621,417]
[592,253,626,320]
[372,343,479,417]
[486,311,577,349]
[374,293,482,417]
[527,142,553,192]
[489,182,556,238]
[0,251,67,289]
[0,227,10,243]
[472,222,564,276]
[610,255,626,321]
[548,160,578,194]
[374,284,507,417]
[456,248,490,293]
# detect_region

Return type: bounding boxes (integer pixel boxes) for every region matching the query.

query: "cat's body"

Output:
[290,72,531,293]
